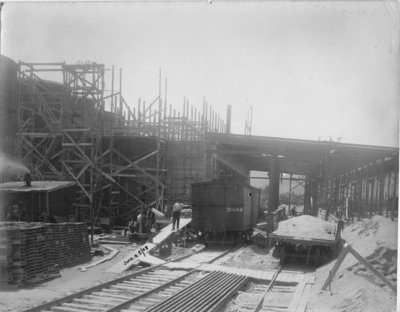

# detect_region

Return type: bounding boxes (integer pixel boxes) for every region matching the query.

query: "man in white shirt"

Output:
[137,212,143,233]
[172,198,185,231]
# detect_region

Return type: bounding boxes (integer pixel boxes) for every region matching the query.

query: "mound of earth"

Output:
[308,215,397,312]
[273,215,336,240]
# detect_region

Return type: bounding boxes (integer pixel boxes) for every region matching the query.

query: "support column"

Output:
[267,154,280,233]
[268,154,280,214]
[226,105,232,134]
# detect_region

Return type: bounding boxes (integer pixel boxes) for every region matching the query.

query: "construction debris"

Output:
[79,245,119,272]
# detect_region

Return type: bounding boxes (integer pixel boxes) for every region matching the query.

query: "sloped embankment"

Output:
[307,215,397,312]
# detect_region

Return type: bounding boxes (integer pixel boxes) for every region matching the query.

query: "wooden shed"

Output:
[0,181,76,222]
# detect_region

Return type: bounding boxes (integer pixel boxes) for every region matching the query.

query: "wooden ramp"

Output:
[152,217,192,244]
[107,218,192,273]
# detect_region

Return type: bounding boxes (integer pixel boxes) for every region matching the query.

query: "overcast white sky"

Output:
[1,1,399,147]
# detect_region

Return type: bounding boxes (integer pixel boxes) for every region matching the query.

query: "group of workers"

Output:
[127,207,156,234]
[127,198,189,235]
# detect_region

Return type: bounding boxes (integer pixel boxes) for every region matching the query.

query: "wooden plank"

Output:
[106,243,156,273]
[294,284,312,312]
[52,306,93,312]
[152,218,192,244]
[321,244,349,291]
[287,283,306,312]
[346,244,396,293]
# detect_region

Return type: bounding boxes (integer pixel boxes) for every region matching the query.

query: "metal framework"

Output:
[304,152,399,220]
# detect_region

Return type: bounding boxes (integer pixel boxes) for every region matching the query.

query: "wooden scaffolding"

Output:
[16,62,226,226]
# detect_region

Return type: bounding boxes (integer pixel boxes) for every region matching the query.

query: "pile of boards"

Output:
[0,222,91,286]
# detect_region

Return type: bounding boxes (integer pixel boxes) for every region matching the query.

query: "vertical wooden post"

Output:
[138,98,141,122]
[164,77,167,139]
[153,109,157,136]
[173,109,176,140]
[143,101,146,125]
[158,68,162,137]
[190,105,194,141]
[288,173,292,213]
[194,108,198,140]
[392,168,398,221]
[111,65,114,115]
[119,68,123,116]
[205,101,208,132]
[268,154,280,232]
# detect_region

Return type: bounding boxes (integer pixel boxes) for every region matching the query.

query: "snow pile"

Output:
[308,215,397,312]
[273,215,336,240]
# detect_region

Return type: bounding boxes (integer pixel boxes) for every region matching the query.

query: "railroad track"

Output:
[228,267,302,312]
[22,248,307,312]
[22,248,237,312]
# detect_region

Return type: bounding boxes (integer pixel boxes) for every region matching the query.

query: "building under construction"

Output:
[0,55,398,228]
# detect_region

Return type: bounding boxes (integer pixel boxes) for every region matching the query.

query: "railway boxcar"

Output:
[191,180,260,243]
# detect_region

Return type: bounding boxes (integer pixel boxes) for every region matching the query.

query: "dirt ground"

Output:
[307,215,398,312]
[222,244,280,271]
[0,216,397,312]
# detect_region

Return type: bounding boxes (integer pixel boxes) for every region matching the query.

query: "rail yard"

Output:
[0,2,399,312]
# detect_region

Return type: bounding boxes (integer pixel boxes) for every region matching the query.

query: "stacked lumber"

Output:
[0,222,91,286]
[48,223,91,266]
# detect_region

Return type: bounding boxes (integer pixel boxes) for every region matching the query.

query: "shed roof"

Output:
[0,181,76,193]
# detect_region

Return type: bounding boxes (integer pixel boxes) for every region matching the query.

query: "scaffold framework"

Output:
[16,62,227,227]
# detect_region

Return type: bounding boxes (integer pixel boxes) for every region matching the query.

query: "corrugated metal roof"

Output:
[0,181,76,193]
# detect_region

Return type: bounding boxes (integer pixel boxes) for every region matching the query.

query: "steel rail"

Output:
[146,272,248,312]
[163,272,237,312]
[145,271,224,312]
[21,249,203,312]
[201,275,248,312]
[23,247,235,312]
[105,270,194,312]
[251,265,282,312]
[182,273,241,311]
[22,265,157,312]
[115,248,236,312]
[195,274,248,312]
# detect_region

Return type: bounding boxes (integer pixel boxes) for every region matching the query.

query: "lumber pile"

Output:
[0,222,91,286]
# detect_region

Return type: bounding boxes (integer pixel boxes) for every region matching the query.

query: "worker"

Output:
[335,218,345,240]
[126,217,135,235]
[24,172,32,187]
[146,207,156,232]
[172,198,189,231]
[11,204,21,221]
[137,211,144,233]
